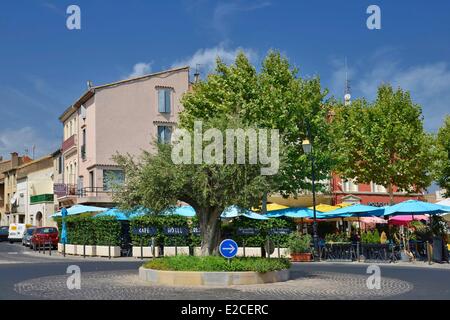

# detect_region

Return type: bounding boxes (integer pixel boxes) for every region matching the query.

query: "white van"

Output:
[8,224,31,243]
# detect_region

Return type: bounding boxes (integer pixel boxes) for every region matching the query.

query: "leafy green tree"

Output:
[113,117,276,255]
[180,51,334,196]
[435,116,450,197]
[332,84,434,204]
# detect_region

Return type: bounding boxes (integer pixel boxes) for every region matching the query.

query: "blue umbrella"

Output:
[266,207,318,219]
[221,205,269,220]
[162,206,196,217]
[383,200,450,216]
[51,205,107,217]
[94,208,130,221]
[60,207,68,245]
[325,204,385,218]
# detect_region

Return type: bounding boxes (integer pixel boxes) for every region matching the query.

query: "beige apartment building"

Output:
[16,156,55,227]
[56,66,190,208]
[0,153,33,225]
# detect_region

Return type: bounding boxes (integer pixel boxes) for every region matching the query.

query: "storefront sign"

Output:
[236,228,259,236]
[268,228,292,235]
[368,202,390,207]
[53,183,67,197]
[132,226,157,236]
[163,227,189,236]
[191,227,201,235]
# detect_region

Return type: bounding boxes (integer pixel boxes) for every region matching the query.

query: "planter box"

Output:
[61,244,77,255]
[75,245,96,256]
[139,267,290,286]
[132,246,159,258]
[162,246,190,256]
[96,245,121,257]
[193,247,202,256]
[237,247,262,257]
[291,252,312,262]
[57,243,75,255]
[269,247,290,258]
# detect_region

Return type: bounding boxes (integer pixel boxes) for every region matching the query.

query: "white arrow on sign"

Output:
[223,245,236,254]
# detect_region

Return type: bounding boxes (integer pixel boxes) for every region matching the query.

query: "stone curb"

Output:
[139,267,290,286]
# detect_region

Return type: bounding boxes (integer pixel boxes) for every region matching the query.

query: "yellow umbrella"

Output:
[336,202,353,208]
[308,203,340,212]
[252,203,289,212]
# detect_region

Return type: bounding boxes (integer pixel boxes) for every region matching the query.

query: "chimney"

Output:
[11,152,18,167]
[193,72,200,83]
[193,64,201,83]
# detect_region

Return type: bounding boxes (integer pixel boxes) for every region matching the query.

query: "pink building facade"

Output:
[57,66,190,207]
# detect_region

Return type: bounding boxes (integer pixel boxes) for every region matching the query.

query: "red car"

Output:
[30,227,59,250]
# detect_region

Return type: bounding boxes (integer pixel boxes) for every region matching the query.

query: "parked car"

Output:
[8,223,31,243]
[22,227,36,247]
[0,226,9,242]
[30,227,59,250]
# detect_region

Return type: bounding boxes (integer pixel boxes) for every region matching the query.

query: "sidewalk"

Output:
[26,249,450,270]
[298,260,450,270]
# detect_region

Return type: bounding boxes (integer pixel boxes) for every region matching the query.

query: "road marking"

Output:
[7,252,19,255]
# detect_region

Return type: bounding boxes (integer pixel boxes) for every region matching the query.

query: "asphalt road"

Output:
[0,242,449,300]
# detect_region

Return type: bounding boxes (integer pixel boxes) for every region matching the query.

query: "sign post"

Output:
[219,239,238,265]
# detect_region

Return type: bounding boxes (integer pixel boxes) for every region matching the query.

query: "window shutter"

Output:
[165,127,172,143]
[164,90,171,113]
[158,90,165,113]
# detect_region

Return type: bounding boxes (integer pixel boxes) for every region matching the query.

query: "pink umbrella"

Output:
[388,215,429,225]
[360,216,387,224]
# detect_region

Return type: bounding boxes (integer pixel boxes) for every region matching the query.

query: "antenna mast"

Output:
[344,57,351,106]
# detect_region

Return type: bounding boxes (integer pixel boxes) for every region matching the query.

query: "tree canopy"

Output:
[180,51,334,195]
[435,115,450,197]
[332,84,434,203]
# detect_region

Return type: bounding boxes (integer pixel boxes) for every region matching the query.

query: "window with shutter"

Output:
[157,126,172,144]
[158,89,171,113]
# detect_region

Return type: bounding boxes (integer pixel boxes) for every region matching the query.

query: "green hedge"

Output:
[54,215,121,246]
[144,256,291,273]
[230,217,295,247]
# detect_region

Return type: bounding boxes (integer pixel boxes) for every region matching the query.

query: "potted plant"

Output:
[287,233,312,262]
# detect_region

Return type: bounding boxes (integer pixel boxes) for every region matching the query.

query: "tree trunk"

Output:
[387,182,395,205]
[198,207,222,256]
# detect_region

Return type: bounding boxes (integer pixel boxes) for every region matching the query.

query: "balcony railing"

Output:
[56,185,114,199]
[78,187,114,198]
[62,134,77,153]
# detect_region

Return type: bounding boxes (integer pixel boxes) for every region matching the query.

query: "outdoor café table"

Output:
[323,242,355,261]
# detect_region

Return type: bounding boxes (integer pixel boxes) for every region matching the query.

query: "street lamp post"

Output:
[302,132,319,260]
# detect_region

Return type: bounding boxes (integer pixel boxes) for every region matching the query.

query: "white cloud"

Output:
[212,1,271,36]
[329,51,450,132]
[172,45,258,76]
[126,62,153,79]
[0,127,59,159]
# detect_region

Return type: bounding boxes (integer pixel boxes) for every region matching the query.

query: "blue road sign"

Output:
[219,239,238,259]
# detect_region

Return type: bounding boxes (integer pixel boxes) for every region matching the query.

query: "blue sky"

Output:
[0,0,449,160]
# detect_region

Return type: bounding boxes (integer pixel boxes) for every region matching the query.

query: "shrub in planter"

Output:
[54,214,97,245]
[231,217,295,248]
[361,230,381,244]
[325,232,349,243]
[93,216,121,246]
[287,233,312,262]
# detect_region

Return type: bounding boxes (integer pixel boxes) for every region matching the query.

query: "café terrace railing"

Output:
[320,241,429,263]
